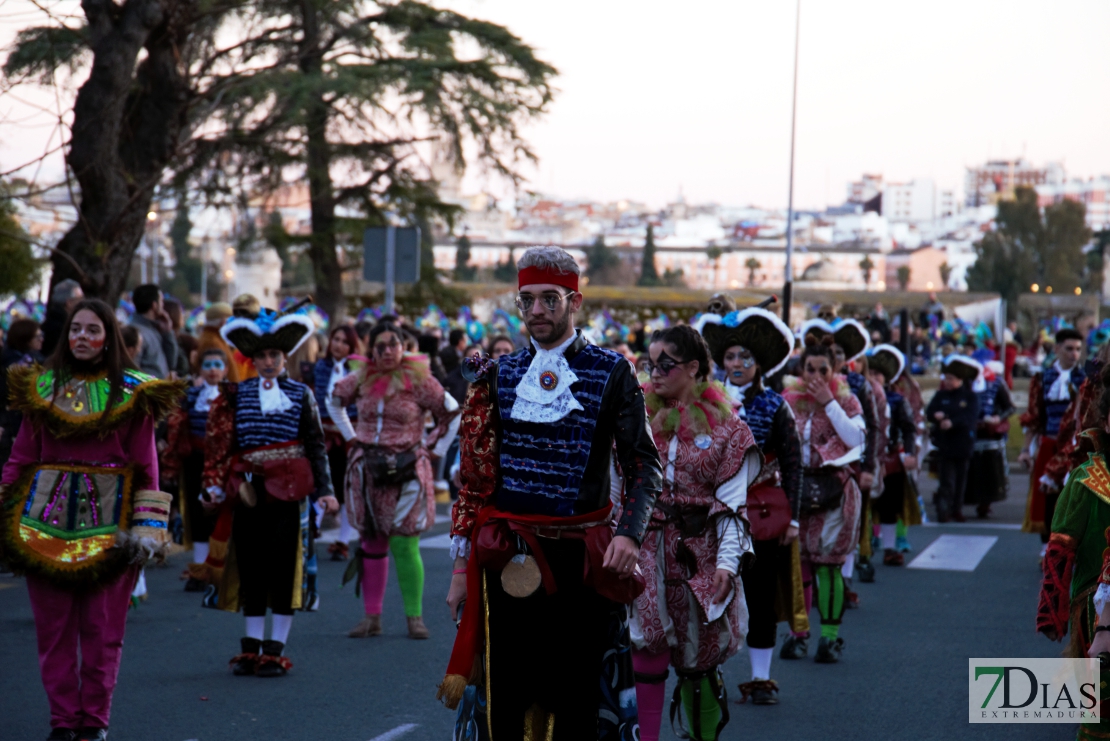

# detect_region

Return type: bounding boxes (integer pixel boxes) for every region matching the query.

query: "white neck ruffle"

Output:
[510,333,584,424]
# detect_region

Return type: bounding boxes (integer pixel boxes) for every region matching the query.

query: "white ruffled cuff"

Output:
[1095,583,1110,619]
[450,535,471,561]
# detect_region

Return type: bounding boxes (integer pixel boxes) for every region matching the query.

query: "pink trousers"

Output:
[26,566,139,730]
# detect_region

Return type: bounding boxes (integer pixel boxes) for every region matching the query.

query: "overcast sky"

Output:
[2,0,1108,211]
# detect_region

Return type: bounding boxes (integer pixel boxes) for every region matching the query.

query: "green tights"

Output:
[814,564,845,640]
[389,535,424,617]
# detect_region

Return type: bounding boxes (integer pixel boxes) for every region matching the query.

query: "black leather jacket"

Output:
[487,332,662,544]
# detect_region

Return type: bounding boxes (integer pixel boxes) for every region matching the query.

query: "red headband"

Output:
[518,265,579,292]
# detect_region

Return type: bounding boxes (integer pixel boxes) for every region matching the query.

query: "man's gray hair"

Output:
[516,246,581,277]
[50,279,82,306]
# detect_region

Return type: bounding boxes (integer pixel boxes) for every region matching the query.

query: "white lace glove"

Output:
[205,486,226,504]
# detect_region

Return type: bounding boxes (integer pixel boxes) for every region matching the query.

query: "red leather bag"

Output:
[746,483,792,541]
[261,457,315,502]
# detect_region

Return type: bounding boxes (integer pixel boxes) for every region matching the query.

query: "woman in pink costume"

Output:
[329,322,460,639]
[0,299,181,741]
[630,325,760,741]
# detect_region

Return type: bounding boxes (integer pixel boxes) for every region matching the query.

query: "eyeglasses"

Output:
[374,340,401,353]
[644,359,685,377]
[201,359,225,371]
[515,291,576,314]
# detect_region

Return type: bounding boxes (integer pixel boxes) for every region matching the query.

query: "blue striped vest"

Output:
[313,357,357,421]
[1042,365,1085,437]
[235,377,305,450]
[185,385,210,439]
[495,343,621,516]
[977,379,1000,419]
[739,387,784,451]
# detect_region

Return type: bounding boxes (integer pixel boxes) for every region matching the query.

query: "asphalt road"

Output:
[0,473,1078,740]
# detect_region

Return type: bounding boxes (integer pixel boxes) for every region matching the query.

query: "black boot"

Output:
[46,730,78,741]
[230,637,261,676]
[255,640,291,677]
[857,558,876,583]
[779,634,807,660]
[76,730,108,741]
[814,636,845,664]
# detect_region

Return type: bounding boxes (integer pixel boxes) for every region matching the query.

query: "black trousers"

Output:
[233,486,301,616]
[934,457,970,521]
[741,538,784,649]
[875,471,907,525]
[486,538,612,740]
[183,449,216,543]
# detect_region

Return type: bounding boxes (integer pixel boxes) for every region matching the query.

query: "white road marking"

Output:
[419,533,453,549]
[368,724,418,741]
[907,534,998,572]
[920,521,1021,531]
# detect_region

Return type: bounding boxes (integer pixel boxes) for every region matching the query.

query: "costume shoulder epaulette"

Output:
[1073,452,1110,505]
[461,355,497,384]
[8,364,185,439]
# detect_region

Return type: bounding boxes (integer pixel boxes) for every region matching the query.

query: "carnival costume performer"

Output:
[966,360,1016,519]
[628,326,760,741]
[328,322,459,640]
[1022,328,1086,543]
[927,356,981,523]
[1038,368,1110,740]
[440,247,663,741]
[161,348,228,592]
[0,299,183,741]
[780,336,866,664]
[700,306,805,706]
[865,345,919,566]
[304,325,363,561]
[201,305,338,678]
[798,319,875,598]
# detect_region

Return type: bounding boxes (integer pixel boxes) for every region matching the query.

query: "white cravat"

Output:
[1046,362,1074,402]
[194,382,221,413]
[259,378,294,415]
[510,333,584,424]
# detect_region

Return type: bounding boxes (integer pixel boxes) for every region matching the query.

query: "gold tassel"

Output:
[437,673,468,710]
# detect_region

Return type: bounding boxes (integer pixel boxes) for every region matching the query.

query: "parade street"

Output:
[0,473,1079,741]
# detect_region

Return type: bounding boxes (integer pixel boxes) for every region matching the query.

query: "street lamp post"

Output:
[782,0,801,325]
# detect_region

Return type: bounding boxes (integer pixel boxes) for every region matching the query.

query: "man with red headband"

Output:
[439,246,662,740]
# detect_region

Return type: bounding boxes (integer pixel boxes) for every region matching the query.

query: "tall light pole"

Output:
[782,0,801,325]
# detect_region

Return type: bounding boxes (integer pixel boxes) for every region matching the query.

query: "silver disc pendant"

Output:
[501,553,541,598]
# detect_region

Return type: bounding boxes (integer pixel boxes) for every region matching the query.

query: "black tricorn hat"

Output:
[942,354,983,382]
[868,344,906,383]
[220,304,316,358]
[698,307,795,376]
[800,318,870,363]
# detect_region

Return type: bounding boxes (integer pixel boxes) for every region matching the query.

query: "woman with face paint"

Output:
[327,322,461,640]
[0,299,184,741]
[161,348,230,591]
[630,325,761,741]
[700,308,805,706]
[780,335,867,665]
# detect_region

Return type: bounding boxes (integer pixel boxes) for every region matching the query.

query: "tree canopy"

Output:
[966,186,1092,312]
[4,0,556,319]
[0,184,43,297]
[638,224,659,287]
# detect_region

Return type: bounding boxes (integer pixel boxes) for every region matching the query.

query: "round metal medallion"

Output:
[501,553,541,598]
[694,434,713,450]
[539,370,558,391]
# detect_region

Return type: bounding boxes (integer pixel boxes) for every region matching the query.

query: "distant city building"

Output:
[1035,177,1110,232]
[964,158,1065,208]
